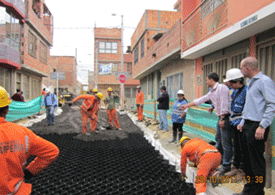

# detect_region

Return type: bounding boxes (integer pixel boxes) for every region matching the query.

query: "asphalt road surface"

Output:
[27,105,195,195]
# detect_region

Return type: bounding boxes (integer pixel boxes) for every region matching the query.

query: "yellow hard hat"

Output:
[107,87,113,92]
[179,136,190,147]
[96,93,104,100]
[93,88,98,93]
[0,86,12,108]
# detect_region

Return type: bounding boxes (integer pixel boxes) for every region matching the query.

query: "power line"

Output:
[54,26,135,29]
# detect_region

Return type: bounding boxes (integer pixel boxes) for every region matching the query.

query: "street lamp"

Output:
[112,13,124,111]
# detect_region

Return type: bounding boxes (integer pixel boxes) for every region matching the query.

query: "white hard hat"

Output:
[177,90,185,95]
[136,86,141,89]
[45,88,50,93]
[224,68,243,82]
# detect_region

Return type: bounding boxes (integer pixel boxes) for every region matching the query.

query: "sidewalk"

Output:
[128,111,275,195]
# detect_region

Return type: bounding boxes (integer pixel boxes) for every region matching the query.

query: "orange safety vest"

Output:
[0,117,59,195]
[136,91,144,105]
[180,138,218,174]
[73,95,96,112]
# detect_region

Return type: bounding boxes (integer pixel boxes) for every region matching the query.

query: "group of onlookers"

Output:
[136,57,275,195]
[179,57,275,195]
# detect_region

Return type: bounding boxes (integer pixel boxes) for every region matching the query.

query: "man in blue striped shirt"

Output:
[235,57,275,195]
[41,88,58,126]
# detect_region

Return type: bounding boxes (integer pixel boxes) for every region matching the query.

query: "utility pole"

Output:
[95,40,98,89]
[120,15,124,110]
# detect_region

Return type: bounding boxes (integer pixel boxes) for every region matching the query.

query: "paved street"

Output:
[26,105,195,195]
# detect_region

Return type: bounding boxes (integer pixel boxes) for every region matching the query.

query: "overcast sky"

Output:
[45,0,176,84]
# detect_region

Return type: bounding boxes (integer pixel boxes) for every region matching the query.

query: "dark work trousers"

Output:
[215,117,233,171]
[172,123,183,132]
[231,125,244,170]
[242,120,269,195]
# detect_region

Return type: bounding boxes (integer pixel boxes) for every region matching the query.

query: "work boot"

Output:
[178,132,183,142]
[169,131,177,143]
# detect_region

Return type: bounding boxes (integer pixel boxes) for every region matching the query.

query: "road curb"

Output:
[127,112,234,195]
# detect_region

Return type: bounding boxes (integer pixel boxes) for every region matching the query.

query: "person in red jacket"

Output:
[0,86,59,195]
[180,137,222,195]
[136,86,144,122]
[73,93,103,135]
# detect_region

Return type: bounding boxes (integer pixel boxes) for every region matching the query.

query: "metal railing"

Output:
[182,0,228,51]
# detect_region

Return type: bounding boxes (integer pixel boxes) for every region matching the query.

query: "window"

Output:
[258,41,275,81]
[134,46,139,65]
[140,39,145,59]
[167,73,183,99]
[231,53,247,69]
[203,63,213,94]
[99,42,118,53]
[23,75,30,100]
[28,31,37,58]
[40,41,47,64]
[0,67,11,94]
[215,59,228,83]
[0,7,20,51]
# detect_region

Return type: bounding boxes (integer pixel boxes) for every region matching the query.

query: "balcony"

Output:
[25,0,53,45]
[182,0,228,52]
[133,20,181,79]
[4,0,25,16]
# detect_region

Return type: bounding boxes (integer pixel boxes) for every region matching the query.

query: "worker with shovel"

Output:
[73,93,104,135]
[180,136,222,195]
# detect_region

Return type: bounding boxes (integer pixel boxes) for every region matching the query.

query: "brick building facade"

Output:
[131,10,196,101]
[49,56,78,94]
[93,27,139,109]
[0,0,54,101]
[0,0,25,95]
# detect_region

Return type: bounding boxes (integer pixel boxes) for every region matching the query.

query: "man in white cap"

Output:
[41,88,58,125]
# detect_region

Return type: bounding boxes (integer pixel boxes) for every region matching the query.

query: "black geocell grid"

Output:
[27,124,195,195]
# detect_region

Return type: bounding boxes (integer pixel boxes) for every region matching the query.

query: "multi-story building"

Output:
[131,10,194,101]
[49,56,78,94]
[94,27,139,109]
[19,0,53,101]
[180,0,275,98]
[0,0,25,95]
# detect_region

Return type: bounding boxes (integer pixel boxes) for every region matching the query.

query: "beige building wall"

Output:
[160,59,195,101]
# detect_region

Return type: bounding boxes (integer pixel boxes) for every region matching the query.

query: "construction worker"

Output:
[0,86,59,195]
[73,93,104,135]
[180,137,222,195]
[92,88,98,96]
[104,87,121,130]
[135,86,144,122]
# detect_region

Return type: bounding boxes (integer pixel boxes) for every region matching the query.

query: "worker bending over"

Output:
[180,137,222,195]
[73,93,103,135]
[104,87,121,130]
[0,86,59,195]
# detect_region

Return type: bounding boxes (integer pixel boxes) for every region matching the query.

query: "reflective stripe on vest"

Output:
[25,136,29,154]
[172,109,184,115]
[7,180,22,195]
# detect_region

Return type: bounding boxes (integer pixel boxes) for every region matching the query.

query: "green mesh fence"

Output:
[6,96,44,122]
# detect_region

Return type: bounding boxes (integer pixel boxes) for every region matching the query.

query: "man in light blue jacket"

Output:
[235,57,275,195]
[41,88,58,125]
